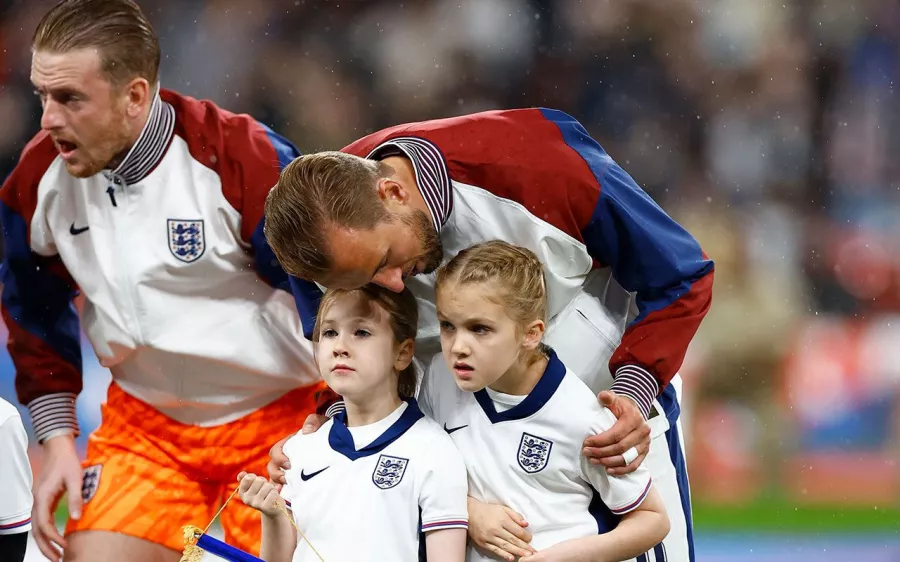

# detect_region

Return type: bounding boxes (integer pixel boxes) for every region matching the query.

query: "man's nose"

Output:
[40,99,65,131]
[372,267,406,293]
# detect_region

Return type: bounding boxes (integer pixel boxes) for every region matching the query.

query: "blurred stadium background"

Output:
[1,0,899,560]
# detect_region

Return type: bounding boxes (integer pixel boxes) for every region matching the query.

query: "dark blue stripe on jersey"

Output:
[474,349,566,423]
[260,122,300,170]
[253,124,299,286]
[254,124,322,339]
[660,384,695,562]
[288,275,323,340]
[250,216,289,291]
[654,542,667,562]
[329,399,424,460]
[636,553,648,562]
[417,506,426,562]
[587,489,621,535]
[0,202,81,369]
[539,108,713,325]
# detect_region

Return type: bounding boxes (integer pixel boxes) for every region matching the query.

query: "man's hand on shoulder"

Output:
[582,390,651,476]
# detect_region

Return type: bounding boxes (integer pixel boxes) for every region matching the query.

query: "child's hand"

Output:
[237,471,284,517]
[467,499,536,561]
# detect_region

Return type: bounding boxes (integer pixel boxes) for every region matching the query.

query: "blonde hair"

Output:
[312,285,418,398]
[33,0,160,86]
[436,240,548,346]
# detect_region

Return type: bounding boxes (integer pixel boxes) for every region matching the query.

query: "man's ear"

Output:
[395,338,415,371]
[123,77,151,119]
[376,177,410,209]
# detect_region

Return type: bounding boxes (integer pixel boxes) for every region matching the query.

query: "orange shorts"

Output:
[65,381,325,554]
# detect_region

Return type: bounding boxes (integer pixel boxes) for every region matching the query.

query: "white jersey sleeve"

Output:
[418,425,469,533]
[580,408,652,515]
[0,406,33,535]
[279,431,308,509]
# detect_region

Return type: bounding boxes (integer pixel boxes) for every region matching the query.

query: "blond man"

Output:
[0,1,326,560]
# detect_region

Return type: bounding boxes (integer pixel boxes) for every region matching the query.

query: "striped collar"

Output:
[104,90,175,185]
[366,136,452,232]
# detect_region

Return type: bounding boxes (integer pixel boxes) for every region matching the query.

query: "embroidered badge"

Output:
[81,464,103,504]
[372,454,409,490]
[518,432,553,473]
[168,219,205,263]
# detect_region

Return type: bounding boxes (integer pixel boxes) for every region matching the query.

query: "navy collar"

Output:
[474,349,567,423]
[366,137,452,232]
[104,89,175,185]
[328,399,424,460]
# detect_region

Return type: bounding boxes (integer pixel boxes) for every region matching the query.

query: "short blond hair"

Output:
[33,0,160,86]
[436,240,548,328]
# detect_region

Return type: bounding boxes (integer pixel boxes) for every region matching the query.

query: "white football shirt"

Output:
[420,350,652,560]
[281,400,468,562]
[0,398,33,535]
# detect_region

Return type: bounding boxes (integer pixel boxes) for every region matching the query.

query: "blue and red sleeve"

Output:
[539,109,714,418]
[0,132,83,441]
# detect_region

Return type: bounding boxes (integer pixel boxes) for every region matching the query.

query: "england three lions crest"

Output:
[372,454,409,490]
[518,432,553,473]
[168,219,205,263]
[81,464,102,504]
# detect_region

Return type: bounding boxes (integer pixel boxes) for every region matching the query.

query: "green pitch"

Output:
[692,498,900,532]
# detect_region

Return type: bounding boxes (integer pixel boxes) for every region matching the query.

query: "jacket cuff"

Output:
[610,365,659,420]
[27,393,79,443]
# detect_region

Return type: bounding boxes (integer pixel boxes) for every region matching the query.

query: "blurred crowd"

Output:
[2,0,899,500]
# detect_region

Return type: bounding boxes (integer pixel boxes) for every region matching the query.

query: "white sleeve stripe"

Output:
[611,366,659,420]
[614,366,659,396]
[325,401,346,419]
[610,479,652,515]
[611,379,655,404]
[27,393,80,443]
[29,400,76,414]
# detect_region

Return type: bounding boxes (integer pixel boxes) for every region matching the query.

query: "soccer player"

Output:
[0,1,325,560]
[238,285,468,562]
[0,397,33,562]
[263,109,714,561]
[422,240,669,562]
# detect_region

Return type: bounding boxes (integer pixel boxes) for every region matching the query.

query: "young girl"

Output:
[420,240,670,562]
[238,285,468,562]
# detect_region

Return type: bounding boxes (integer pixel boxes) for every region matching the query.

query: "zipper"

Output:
[107,172,145,345]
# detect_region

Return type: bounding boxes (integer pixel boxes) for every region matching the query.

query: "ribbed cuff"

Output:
[610,365,659,420]
[325,400,345,419]
[27,393,79,443]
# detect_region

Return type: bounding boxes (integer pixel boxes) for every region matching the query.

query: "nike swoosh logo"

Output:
[300,467,329,481]
[69,223,89,235]
[444,423,468,434]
